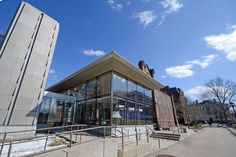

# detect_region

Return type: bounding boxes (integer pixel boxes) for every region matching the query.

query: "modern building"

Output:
[0,2,59,133]
[45,52,177,130]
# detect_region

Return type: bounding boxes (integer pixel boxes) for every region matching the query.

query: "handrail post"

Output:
[44,128,51,151]
[135,126,138,146]
[7,141,12,157]
[146,126,149,143]
[0,133,7,156]
[0,142,4,156]
[121,127,124,150]
[69,131,72,148]
[103,127,106,139]
[127,130,129,139]
[80,131,82,142]
[44,135,49,151]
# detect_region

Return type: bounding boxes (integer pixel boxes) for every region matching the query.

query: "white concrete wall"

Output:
[0,2,59,131]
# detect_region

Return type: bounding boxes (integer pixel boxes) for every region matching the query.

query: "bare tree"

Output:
[184,98,204,126]
[203,76,236,123]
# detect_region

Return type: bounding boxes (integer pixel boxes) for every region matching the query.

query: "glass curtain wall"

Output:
[72,72,111,125]
[61,71,153,126]
[112,73,153,125]
[37,97,75,127]
[37,97,52,124]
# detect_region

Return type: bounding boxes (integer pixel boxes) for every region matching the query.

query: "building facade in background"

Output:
[189,100,223,123]
[0,2,59,132]
[161,86,188,125]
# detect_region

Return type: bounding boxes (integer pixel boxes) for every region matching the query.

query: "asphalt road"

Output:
[147,127,236,157]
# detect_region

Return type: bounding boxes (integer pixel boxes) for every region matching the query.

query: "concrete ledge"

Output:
[226,127,236,136]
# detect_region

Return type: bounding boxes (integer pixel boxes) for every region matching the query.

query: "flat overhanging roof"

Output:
[47,51,164,93]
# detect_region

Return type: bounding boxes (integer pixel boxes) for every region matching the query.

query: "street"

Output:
[147,127,236,157]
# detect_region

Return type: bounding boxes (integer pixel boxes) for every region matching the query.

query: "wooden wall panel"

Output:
[153,90,176,128]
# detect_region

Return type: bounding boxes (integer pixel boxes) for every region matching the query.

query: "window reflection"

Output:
[136,85,144,102]
[38,97,52,124]
[137,103,145,125]
[87,79,97,98]
[74,101,85,124]
[97,73,111,96]
[85,99,97,124]
[113,99,126,125]
[144,104,153,124]
[97,98,111,125]
[128,80,136,100]
[127,101,136,125]
[113,74,127,97]
[145,88,152,104]
[112,73,153,125]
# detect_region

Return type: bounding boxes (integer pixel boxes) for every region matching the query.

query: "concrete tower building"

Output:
[0,2,59,132]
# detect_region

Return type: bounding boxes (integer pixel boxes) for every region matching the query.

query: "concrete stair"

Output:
[151,132,181,141]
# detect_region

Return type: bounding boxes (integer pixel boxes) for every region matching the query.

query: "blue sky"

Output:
[1,0,236,100]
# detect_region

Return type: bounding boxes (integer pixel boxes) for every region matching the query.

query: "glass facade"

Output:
[113,74,127,97]
[37,97,52,124]
[97,73,111,96]
[71,73,111,125]
[38,71,153,127]
[112,73,153,125]
[37,95,75,127]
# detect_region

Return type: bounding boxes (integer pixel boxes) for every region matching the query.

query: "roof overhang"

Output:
[47,52,163,93]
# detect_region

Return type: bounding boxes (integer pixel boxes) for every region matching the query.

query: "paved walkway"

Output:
[146,127,236,157]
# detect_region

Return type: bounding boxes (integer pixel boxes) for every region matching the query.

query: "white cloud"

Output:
[161,75,167,78]
[186,54,218,69]
[165,64,194,78]
[226,24,236,30]
[185,86,210,101]
[135,11,157,27]
[161,0,183,14]
[83,49,106,57]
[165,54,217,79]
[205,29,236,61]
[107,0,123,11]
[126,1,131,6]
[49,69,55,74]
[141,0,150,2]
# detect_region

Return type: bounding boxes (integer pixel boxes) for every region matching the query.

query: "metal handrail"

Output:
[1,124,155,156]
[0,125,111,157]
[0,124,87,135]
